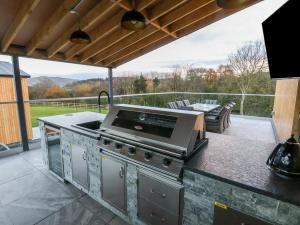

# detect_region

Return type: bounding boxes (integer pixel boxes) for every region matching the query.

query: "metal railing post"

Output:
[108,67,113,108]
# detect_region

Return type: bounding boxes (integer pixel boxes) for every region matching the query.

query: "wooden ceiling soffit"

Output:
[4,45,96,66]
[111,36,173,67]
[65,10,125,60]
[92,25,157,64]
[1,0,41,52]
[47,0,120,58]
[103,31,167,66]
[80,27,134,63]
[116,0,188,38]
[93,0,216,64]
[26,0,79,56]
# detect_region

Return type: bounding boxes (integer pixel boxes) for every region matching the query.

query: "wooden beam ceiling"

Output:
[1,0,40,52]
[26,0,78,56]
[0,0,262,68]
[47,0,120,58]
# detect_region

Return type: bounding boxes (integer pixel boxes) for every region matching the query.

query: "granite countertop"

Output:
[38,112,106,139]
[184,132,300,207]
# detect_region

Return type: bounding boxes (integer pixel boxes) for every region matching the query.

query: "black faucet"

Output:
[98,90,110,113]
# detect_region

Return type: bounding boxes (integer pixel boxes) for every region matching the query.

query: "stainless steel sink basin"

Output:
[72,121,102,133]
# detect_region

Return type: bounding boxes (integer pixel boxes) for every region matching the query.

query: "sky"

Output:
[0,0,288,79]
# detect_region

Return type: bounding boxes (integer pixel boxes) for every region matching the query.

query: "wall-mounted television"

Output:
[262,0,300,79]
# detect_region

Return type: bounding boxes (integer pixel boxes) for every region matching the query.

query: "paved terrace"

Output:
[0,115,275,225]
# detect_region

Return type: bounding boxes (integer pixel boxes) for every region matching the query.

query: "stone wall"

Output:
[183,170,300,225]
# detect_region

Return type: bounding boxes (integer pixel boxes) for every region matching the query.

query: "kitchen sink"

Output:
[72,121,102,133]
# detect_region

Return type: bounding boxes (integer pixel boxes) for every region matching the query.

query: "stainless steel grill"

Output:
[97,104,208,179]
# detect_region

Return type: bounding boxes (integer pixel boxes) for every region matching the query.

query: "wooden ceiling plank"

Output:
[80,28,134,63]
[116,0,179,38]
[160,0,215,27]
[26,0,79,56]
[169,1,222,33]
[47,0,119,58]
[1,0,41,52]
[93,25,157,64]
[176,9,237,37]
[148,0,187,21]
[2,45,98,67]
[103,31,167,66]
[111,36,173,67]
[65,10,125,60]
[136,0,157,11]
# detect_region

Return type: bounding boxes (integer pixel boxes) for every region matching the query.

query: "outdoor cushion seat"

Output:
[183,99,191,106]
[205,106,229,133]
[167,102,178,109]
[176,100,185,107]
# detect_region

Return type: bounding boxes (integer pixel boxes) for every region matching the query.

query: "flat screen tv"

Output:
[262,0,300,79]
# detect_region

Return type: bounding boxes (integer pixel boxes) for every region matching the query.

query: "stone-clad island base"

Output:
[38,112,300,225]
[183,170,300,225]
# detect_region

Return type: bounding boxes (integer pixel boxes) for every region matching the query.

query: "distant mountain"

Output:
[29,76,77,87]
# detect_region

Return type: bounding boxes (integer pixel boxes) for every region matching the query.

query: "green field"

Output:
[30,106,108,127]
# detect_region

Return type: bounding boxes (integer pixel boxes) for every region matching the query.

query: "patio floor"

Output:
[0,149,129,225]
[223,115,276,143]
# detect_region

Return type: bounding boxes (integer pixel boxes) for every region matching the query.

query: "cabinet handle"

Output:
[150,212,166,223]
[119,166,124,178]
[82,152,87,160]
[150,188,167,198]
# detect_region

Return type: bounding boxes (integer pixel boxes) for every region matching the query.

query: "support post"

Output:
[12,55,29,151]
[108,67,113,107]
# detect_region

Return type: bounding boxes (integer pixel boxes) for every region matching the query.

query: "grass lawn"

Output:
[30,106,108,127]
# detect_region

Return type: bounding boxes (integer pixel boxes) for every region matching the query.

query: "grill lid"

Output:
[100,104,206,157]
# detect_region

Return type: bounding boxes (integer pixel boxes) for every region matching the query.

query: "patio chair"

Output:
[167,102,178,109]
[205,106,230,133]
[176,100,185,108]
[183,99,191,106]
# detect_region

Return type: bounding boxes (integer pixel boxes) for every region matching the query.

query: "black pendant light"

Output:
[121,0,146,31]
[69,10,91,44]
[216,0,252,9]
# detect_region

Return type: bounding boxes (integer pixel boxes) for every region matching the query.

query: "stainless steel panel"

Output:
[101,154,126,212]
[71,145,89,190]
[101,104,205,156]
[138,172,183,214]
[138,197,179,225]
[46,125,63,179]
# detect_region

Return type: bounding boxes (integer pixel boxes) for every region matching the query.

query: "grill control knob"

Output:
[128,147,136,155]
[103,139,110,145]
[163,158,172,167]
[144,152,152,161]
[115,143,122,149]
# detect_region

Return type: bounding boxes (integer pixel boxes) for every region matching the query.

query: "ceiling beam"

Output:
[93,0,214,64]
[93,25,157,64]
[111,36,173,67]
[116,0,184,38]
[1,0,40,52]
[80,27,134,63]
[176,9,238,37]
[159,0,215,27]
[47,0,119,58]
[26,0,79,56]
[136,0,157,11]
[169,1,222,33]
[65,10,126,60]
[103,31,168,66]
[1,45,98,67]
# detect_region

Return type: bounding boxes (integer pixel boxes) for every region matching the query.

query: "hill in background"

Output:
[29,76,78,87]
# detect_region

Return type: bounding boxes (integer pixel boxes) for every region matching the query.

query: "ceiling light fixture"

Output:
[121,0,146,31]
[69,10,91,44]
[216,0,252,9]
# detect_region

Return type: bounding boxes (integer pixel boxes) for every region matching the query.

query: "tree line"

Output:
[29,41,275,116]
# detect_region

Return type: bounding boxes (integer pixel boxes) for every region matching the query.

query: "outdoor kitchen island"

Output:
[39,110,300,225]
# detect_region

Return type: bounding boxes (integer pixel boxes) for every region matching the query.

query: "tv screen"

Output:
[262,0,300,79]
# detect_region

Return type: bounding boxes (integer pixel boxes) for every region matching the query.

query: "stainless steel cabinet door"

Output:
[71,145,89,190]
[101,154,126,212]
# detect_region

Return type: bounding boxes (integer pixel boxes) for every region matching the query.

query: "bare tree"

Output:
[228,41,268,115]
